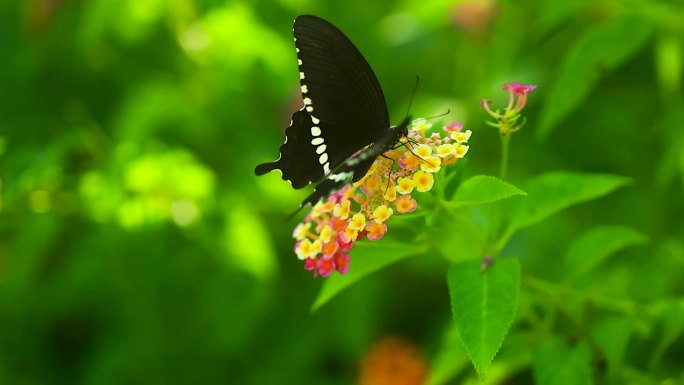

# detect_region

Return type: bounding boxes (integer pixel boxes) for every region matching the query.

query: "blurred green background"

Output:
[1,0,683,384]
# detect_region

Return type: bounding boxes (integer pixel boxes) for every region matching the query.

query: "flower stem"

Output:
[500,133,511,180]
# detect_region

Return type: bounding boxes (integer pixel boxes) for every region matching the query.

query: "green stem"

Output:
[522,274,638,315]
[500,133,511,180]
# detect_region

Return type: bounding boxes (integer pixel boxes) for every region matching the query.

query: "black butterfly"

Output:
[254,15,410,212]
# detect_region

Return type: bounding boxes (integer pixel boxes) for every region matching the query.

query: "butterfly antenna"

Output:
[419,109,451,122]
[404,76,420,120]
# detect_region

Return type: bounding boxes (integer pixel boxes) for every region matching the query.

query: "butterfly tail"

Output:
[254,162,278,176]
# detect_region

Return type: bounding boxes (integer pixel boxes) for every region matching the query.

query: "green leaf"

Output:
[311,240,427,312]
[533,340,593,385]
[447,258,520,378]
[449,175,526,209]
[564,225,648,279]
[504,171,631,234]
[538,15,654,138]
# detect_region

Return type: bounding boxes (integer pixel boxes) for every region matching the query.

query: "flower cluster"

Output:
[293,119,472,277]
[480,82,537,135]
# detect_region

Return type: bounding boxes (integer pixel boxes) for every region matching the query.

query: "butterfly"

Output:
[254,15,411,213]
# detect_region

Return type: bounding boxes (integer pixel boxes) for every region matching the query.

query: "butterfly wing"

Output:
[255,15,390,189]
[254,108,333,189]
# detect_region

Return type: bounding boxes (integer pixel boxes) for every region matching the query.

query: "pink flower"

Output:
[502,82,536,95]
[304,258,318,277]
[502,82,536,112]
[443,121,463,133]
[334,253,350,274]
[318,257,335,277]
[365,221,388,241]
[481,82,537,135]
[395,195,417,213]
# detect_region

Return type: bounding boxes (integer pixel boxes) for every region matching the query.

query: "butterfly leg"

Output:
[402,138,438,168]
[379,153,398,196]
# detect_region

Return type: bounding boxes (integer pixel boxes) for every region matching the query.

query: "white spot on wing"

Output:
[303,97,312,105]
[306,106,313,112]
[298,59,302,65]
[311,116,320,124]
[301,85,308,93]
[311,126,321,136]
[323,163,330,174]
[319,153,328,164]
[329,171,353,182]
[311,137,324,145]
[300,72,305,80]
[316,145,327,154]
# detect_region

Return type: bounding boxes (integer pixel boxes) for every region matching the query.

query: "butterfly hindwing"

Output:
[254,108,332,188]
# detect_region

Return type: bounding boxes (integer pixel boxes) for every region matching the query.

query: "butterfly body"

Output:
[255,15,409,210]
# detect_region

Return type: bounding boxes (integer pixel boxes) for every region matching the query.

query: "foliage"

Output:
[1,0,683,384]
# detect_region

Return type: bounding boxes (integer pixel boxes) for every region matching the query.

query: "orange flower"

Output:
[358,337,427,385]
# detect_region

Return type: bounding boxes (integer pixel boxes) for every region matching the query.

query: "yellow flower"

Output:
[333,199,351,219]
[411,118,432,133]
[414,171,434,192]
[401,153,421,170]
[292,222,310,241]
[363,175,382,192]
[372,205,393,223]
[419,155,441,173]
[396,177,415,194]
[383,184,397,202]
[435,143,455,158]
[296,239,322,260]
[311,202,325,218]
[343,227,359,242]
[414,144,432,158]
[455,144,470,158]
[348,213,366,231]
[451,129,472,143]
[319,224,332,243]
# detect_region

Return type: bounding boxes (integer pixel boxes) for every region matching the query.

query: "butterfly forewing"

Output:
[255,15,390,189]
[294,15,389,136]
